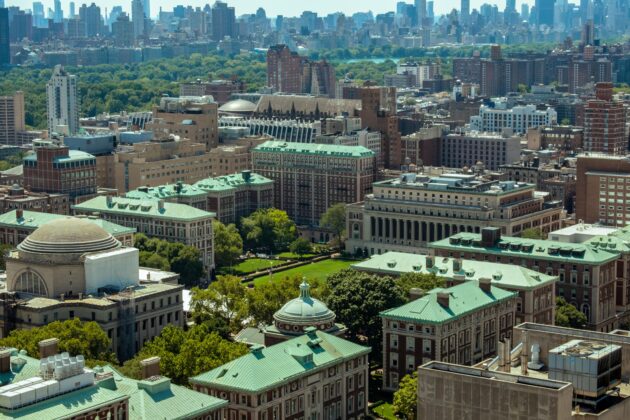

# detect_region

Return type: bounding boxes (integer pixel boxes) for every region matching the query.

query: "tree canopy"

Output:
[240,208,297,253]
[289,237,312,259]
[521,228,545,240]
[325,269,405,355]
[555,297,588,328]
[320,203,347,248]
[118,323,248,385]
[396,272,446,299]
[393,372,418,419]
[134,234,205,287]
[189,275,249,333]
[0,319,117,366]
[213,220,243,267]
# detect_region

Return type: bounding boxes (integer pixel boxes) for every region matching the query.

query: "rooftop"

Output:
[191,329,370,393]
[380,281,517,324]
[429,232,619,264]
[0,210,136,237]
[254,141,374,158]
[23,149,95,163]
[126,183,207,200]
[374,173,533,195]
[352,252,557,290]
[194,171,273,192]
[73,196,215,222]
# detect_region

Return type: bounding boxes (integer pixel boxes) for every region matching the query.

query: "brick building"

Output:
[380,280,517,391]
[191,328,370,420]
[0,183,69,214]
[252,141,375,227]
[430,227,620,331]
[583,82,627,155]
[23,144,96,201]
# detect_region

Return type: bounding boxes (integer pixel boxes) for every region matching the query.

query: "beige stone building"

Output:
[0,184,69,214]
[146,96,218,150]
[346,172,565,256]
[0,217,184,361]
[73,195,216,272]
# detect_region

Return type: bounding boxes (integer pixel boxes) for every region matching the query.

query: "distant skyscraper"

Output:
[46,65,79,135]
[461,0,470,25]
[415,0,426,26]
[211,1,236,41]
[521,3,530,20]
[143,0,150,20]
[0,7,8,66]
[535,0,555,26]
[33,2,45,27]
[0,1,4,8]
[427,1,434,22]
[69,2,75,18]
[53,0,63,23]
[131,0,144,39]
[81,2,102,38]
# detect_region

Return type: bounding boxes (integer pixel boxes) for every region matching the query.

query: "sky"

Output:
[5,1,534,19]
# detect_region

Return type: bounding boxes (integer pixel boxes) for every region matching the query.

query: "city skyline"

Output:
[4,0,536,19]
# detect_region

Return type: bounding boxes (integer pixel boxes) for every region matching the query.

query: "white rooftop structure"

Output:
[549,223,619,243]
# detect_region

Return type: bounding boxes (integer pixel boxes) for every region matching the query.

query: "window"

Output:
[13,271,47,296]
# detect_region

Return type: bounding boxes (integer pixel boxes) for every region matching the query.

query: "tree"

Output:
[189,275,249,332]
[521,228,545,240]
[118,323,248,385]
[289,237,312,259]
[320,203,346,248]
[393,372,418,419]
[397,272,445,299]
[170,246,205,288]
[241,208,297,253]
[0,243,13,270]
[326,269,405,355]
[213,220,243,267]
[139,251,170,271]
[555,297,587,328]
[0,319,117,365]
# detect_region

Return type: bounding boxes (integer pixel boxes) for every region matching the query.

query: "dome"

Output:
[18,217,120,254]
[273,281,336,326]
[218,99,257,114]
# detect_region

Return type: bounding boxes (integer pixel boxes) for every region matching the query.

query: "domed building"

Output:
[218,99,257,116]
[263,281,346,346]
[0,217,184,361]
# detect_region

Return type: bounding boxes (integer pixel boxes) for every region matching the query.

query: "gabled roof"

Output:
[380,281,517,324]
[352,252,557,290]
[191,329,370,393]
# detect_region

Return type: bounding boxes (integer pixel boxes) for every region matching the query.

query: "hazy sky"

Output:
[6,1,533,18]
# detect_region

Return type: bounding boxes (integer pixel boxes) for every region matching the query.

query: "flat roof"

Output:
[353,252,557,290]
[254,141,374,158]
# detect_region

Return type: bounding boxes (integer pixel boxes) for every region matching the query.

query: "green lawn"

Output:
[253,258,357,286]
[372,402,397,419]
[217,258,284,276]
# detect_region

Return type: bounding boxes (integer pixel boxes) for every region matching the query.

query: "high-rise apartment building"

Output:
[0,7,9,66]
[470,103,557,134]
[583,82,626,155]
[131,0,144,40]
[211,1,236,41]
[266,45,305,94]
[112,12,134,47]
[79,2,102,38]
[252,141,375,227]
[536,0,556,26]
[0,91,25,145]
[46,65,79,135]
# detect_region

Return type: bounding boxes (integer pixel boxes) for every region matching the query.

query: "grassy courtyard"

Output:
[372,402,397,419]
[253,258,357,286]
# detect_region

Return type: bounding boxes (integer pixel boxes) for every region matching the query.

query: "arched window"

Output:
[581,304,590,322]
[13,271,48,296]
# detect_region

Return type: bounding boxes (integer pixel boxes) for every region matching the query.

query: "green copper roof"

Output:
[97,365,227,420]
[352,252,558,290]
[191,329,370,393]
[585,226,630,254]
[73,196,215,221]
[0,210,136,237]
[194,171,273,192]
[429,232,618,265]
[126,183,208,200]
[380,281,517,324]
[254,141,374,158]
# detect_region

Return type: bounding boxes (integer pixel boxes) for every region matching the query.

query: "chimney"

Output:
[106,196,113,207]
[38,338,59,359]
[158,200,165,211]
[16,209,23,220]
[481,227,501,247]
[479,277,492,293]
[0,350,11,373]
[437,292,450,308]
[140,356,161,379]
[426,255,434,269]
[452,258,462,272]
[520,330,529,375]
[409,288,424,301]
